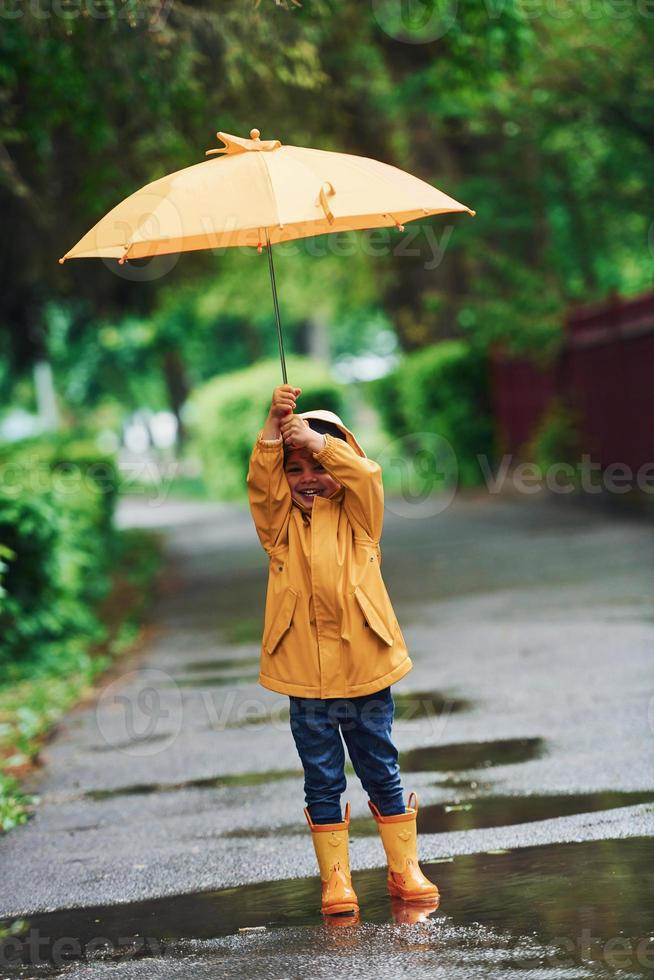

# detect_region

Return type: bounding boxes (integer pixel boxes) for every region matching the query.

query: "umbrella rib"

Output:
[256,152,282,233]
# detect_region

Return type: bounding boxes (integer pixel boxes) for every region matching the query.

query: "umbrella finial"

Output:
[206,130,281,156]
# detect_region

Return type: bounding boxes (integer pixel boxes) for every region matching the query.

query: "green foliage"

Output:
[2,0,653,439]
[41,235,385,424]
[0,436,119,678]
[0,543,13,602]
[525,399,581,474]
[0,525,161,830]
[0,773,32,832]
[188,357,345,500]
[0,0,340,385]
[370,342,495,487]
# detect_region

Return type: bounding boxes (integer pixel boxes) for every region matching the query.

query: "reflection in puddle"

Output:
[84,768,302,801]
[401,737,545,773]
[2,837,653,976]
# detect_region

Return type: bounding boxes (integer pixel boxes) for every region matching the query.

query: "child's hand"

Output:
[281,414,325,453]
[261,384,302,440]
[269,384,301,422]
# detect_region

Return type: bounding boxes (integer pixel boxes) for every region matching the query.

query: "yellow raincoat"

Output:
[246,410,412,698]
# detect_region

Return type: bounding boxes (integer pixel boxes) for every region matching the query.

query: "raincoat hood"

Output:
[290,410,366,516]
[297,410,366,458]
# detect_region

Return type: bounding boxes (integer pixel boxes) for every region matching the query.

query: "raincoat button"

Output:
[278,565,283,571]
[370,556,375,562]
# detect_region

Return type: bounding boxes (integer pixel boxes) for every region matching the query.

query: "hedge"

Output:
[0,436,119,679]
[369,341,495,488]
[188,357,345,500]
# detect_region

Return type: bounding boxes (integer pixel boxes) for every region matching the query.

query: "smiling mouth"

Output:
[298,489,321,497]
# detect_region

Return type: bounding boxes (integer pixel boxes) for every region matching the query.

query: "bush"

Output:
[525,399,581,474]
[0,772,31,831]
[188,357,345,500]
[369,341,495,487]
[0,436,119,678]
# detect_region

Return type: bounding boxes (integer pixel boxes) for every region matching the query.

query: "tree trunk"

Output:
[162,349,190,451]
[33,360,60,432]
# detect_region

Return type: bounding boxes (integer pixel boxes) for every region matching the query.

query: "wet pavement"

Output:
[1,490,653,977]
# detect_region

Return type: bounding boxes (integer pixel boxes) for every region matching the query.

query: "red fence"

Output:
[490,290,654,471]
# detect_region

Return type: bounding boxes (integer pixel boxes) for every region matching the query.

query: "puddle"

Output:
[418,790,654,834]
[432,775,492,791]
[84,768,302,801]
[392,690,474,721]
[2,837,653,976]
[163,654,260,688]
[226,703,290,728]
[224,689,472,730]
[221,619,262,645]
[434,836,654,973]
[347,790,654,837]
[165,673,259,688]
[226,791,654,841]
[401,737,545,773]
[173,657,260,673]
[223,825,305,839]
[89,732,173,753]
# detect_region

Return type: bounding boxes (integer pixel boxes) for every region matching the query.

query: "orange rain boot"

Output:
[304,801,360,916]
[368,791,440,905]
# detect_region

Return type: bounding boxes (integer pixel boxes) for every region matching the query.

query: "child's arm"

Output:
[315,435,384,542]
[280,415,384,543]
[246,385,301,554]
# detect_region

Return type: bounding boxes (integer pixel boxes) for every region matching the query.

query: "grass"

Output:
[0,527,162,832]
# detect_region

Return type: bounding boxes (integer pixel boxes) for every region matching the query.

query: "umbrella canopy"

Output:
[59,128,474,261]
[59,128,475,381]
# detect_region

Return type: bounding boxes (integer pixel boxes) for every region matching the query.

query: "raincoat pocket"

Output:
[353,585,394,647]
[264,587,299,655]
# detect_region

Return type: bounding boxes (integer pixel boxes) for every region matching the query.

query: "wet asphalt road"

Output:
[1,488,653,977]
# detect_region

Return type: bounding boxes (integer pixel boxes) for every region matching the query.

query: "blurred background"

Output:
[0,1,652,833]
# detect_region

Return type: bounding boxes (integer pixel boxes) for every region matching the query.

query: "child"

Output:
[246,384,439,917]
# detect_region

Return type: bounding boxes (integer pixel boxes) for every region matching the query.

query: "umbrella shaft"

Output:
[265,228,288,384]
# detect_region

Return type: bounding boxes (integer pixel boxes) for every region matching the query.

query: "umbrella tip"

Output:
[58,256,66,264]
[250,128,261,140]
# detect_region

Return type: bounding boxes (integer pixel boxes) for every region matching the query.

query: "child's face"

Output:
[284,448,342,510]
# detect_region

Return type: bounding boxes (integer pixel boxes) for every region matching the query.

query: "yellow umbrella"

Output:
[59,128,475,381]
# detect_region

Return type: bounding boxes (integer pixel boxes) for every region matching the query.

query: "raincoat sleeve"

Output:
[313,434,384,543]
[246,432,292,555]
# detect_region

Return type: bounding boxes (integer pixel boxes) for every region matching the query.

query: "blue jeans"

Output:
[289,686,405,824]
